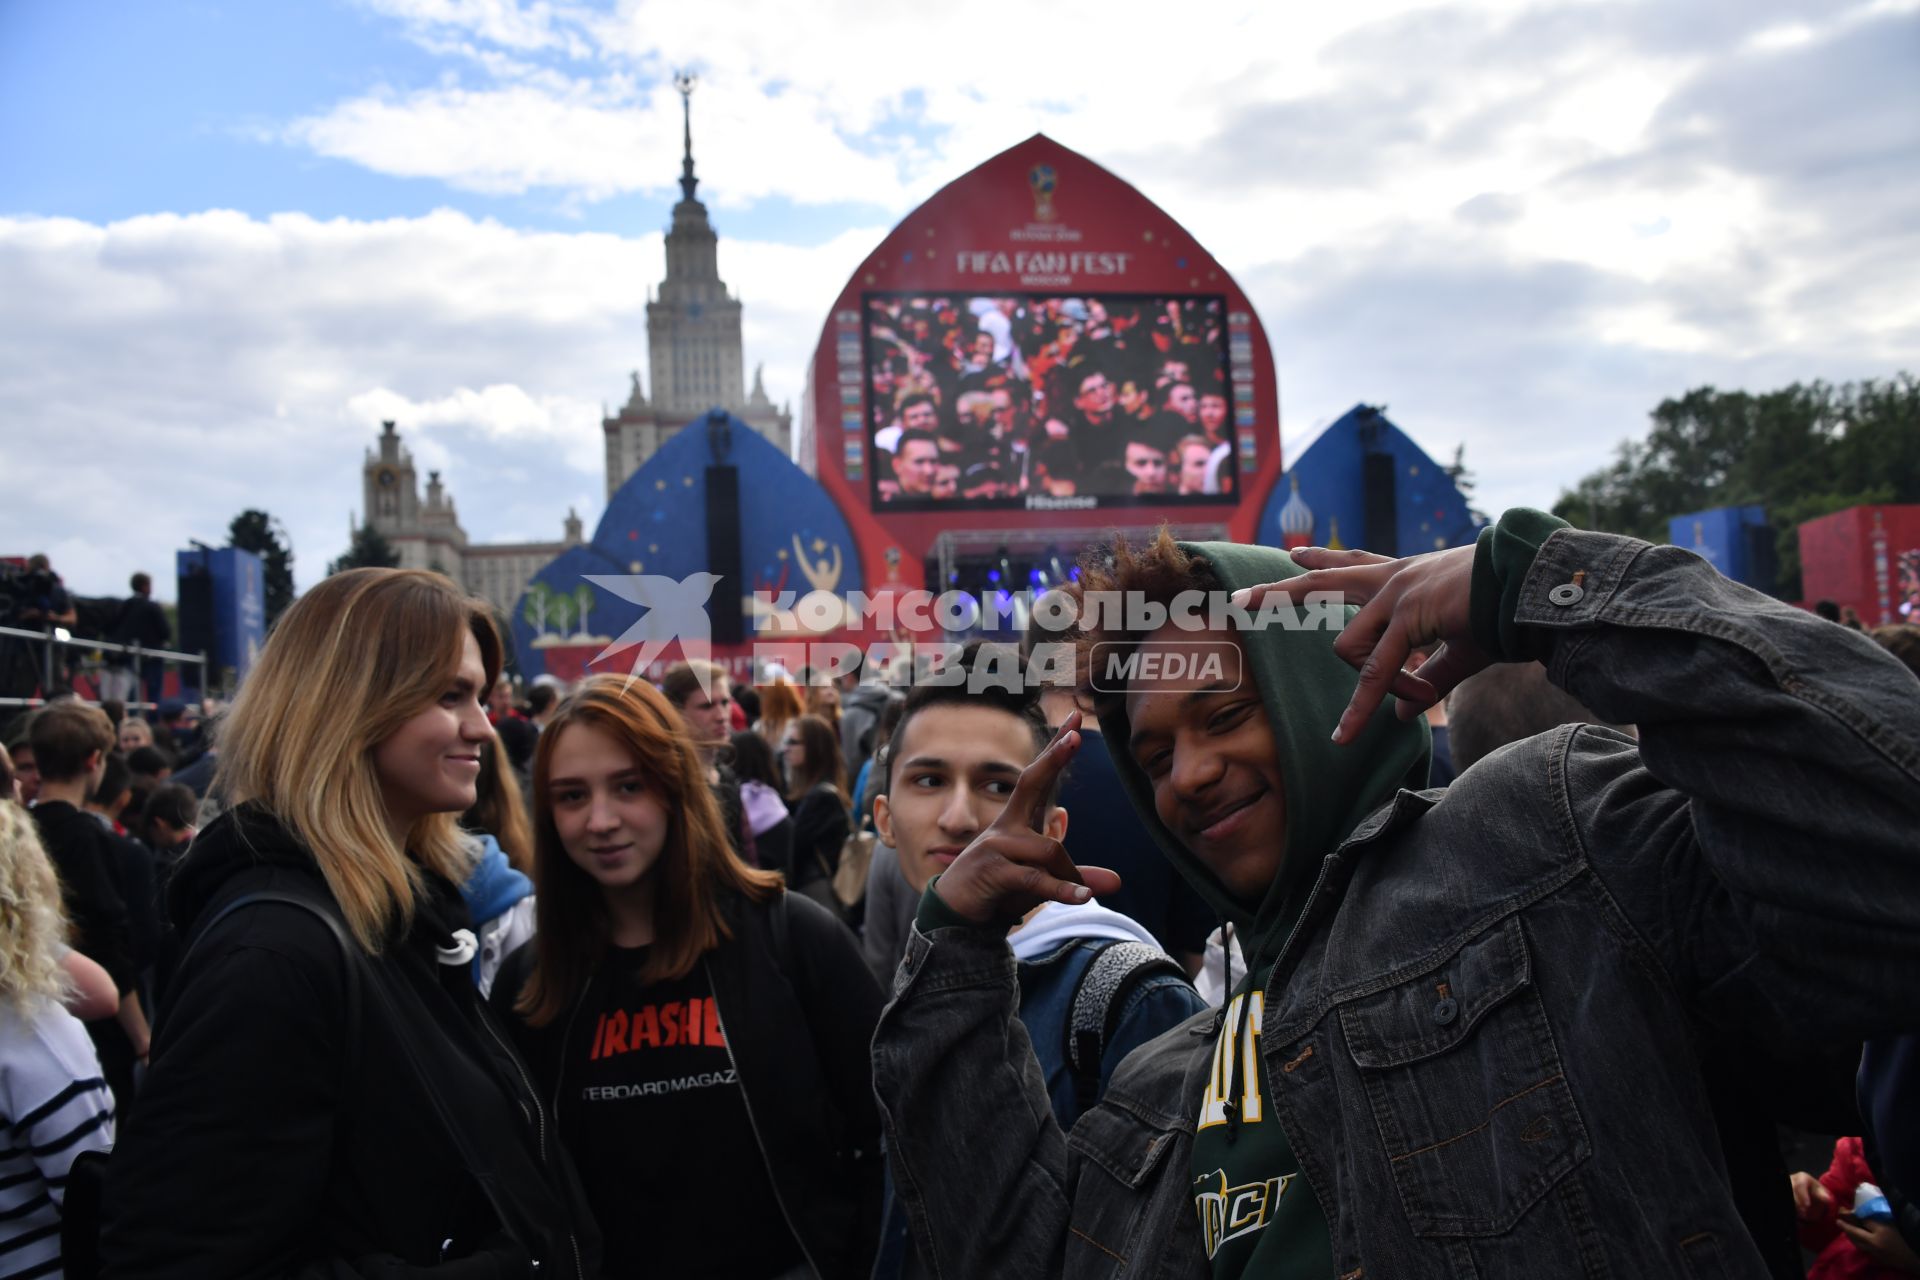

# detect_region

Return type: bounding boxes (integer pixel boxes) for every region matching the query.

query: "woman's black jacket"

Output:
[493,888,885,1280]
[99,805,601,1280]
[785,785,849,889]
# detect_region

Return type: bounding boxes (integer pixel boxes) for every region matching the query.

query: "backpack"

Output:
[1063,939,1189,1118]
[61,887,363,1280]
[63,883,545,1278]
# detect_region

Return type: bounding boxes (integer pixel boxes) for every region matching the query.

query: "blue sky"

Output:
[3,3,441,222]
[2,0,1916,600]
[0,2,894,238]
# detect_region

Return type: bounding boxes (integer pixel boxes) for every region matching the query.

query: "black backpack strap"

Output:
[355,947,538,1255]
[183,887,536,1258]
[62,891,367,1280]
[173,888,364,1089]
[1065,940,1188,1117]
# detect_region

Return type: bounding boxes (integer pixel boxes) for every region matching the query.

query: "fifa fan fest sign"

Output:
[802,134,1286,596]
[511,136,1289,684]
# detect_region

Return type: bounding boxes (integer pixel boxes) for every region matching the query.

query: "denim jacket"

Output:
[870,528,1920,1280]
[876,927,1208,1279]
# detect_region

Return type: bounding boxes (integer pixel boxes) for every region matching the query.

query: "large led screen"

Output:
[864,293,1238,511]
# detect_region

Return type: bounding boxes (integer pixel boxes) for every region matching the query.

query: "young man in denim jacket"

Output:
[869,643,1207,1277]
[872,644,1207,1125]
[872,509,1920,1279]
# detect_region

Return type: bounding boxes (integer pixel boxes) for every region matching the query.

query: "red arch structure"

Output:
[801,134,1283,598]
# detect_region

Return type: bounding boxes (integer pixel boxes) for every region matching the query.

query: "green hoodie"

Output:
[1104,541,1433,933]
[1103,541,1429,1278]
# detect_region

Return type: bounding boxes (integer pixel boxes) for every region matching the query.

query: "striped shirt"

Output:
[0,998,115,1279]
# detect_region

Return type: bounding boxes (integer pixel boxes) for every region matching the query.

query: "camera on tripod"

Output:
[0,562,60,628]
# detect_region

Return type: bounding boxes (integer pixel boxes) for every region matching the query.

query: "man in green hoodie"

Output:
[871,509,1920,1278]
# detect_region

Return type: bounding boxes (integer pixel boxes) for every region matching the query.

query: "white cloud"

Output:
[0,209,690,600]
[354,0,590,55]
[6,0,1916,610]
[288,85,657,200]
[345,384,607,474]
[303,1,1544,214]
[0,202,898,602]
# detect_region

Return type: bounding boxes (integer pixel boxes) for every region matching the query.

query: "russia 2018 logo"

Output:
[1029,164,1057,222]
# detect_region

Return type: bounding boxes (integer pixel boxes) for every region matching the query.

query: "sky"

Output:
[2,0,1916,603]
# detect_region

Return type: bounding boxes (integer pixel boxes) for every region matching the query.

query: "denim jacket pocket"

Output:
[1337,915,1590,1238]
[1068,1101,1181,1189]
[1065,1101,1185,1275]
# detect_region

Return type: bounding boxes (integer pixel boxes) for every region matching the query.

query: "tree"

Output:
[327,524,400,576]
[1553,374,1920,598]
[522,582,553,637]
[573,583,595,638]
[227,509,295,624]
[1442,443,1488,524]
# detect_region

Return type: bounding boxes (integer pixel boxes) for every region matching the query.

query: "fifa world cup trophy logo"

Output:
[1028,164,1057,222]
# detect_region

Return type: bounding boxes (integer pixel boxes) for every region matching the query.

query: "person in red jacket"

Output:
[1793,1136,1920,1278]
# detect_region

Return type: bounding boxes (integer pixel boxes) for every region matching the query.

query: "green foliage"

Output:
[227,509,296,623]
[327,524,400,576]
[1442,443,1488,523]
[1552,374,1920,597]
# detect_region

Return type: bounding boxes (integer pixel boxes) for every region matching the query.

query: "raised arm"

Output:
[1239,510,1920,1042]
[1510,519,1920,1041]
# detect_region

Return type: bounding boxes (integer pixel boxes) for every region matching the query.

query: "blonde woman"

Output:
[0,802,116,1279]
[116,716,154,755]
[99,569,598,1279]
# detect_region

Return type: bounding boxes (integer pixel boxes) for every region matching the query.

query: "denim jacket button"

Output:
[1432,996,1459,1025]
[1548,582,1585,607]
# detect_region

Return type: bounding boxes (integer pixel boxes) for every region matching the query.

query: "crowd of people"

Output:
[866,294,1238,503]
[1,509,1918,1279]
[2,560,175,710]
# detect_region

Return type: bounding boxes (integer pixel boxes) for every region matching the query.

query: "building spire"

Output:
[674,71,699,203]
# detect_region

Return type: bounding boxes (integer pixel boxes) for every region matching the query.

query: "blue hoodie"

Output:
[459,835,533,982]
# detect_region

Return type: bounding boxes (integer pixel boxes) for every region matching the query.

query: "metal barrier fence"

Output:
[0,623,210,713]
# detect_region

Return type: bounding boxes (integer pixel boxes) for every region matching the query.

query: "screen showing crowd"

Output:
[865,293,1237,508]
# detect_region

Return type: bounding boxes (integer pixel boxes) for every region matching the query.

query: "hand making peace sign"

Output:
[1230,543,1492,746]
[929,710,1125,925]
